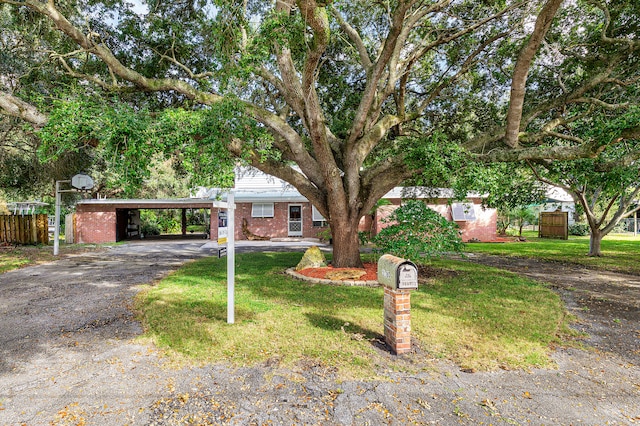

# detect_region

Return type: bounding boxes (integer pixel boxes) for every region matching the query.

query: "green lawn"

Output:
[0,243,114,273]
[136,252,572,377]
[465,233,640,275]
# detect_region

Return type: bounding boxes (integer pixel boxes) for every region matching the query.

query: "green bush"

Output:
[140,210,162,236]
[568,223,589,236]
[358,231,369,245]
[140,222,161,236]
[373,200,464,260]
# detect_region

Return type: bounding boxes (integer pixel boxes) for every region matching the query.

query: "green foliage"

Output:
[529,107,640,252]
[358,231,369,245]
[403,134,547,209]
[499,206,537,236]
[140,210,180,235]
[316,227,332,242]
[38,97,156,196]
[373,200,464,260]
[139,210,161,236]
[568,223,589,236]
[140,221,161,237]
[403,132,468,192]
[38,97,244,194]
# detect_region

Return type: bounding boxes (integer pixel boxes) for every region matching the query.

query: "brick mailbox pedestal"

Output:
[383,287,413,354]
[378,254,418,355]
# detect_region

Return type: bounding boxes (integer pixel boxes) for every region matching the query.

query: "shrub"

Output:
[140,210,161,236]
[373,200,464,260]
[316,227,332,242]
[568,223,589,236]
[140,222,161,236]
[358,231,369,245]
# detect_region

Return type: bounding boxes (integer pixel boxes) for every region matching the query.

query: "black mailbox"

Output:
[378,254,418,290]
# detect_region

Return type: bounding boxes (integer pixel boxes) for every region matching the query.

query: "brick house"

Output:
[200,169,496,243]
[73,168,497,244]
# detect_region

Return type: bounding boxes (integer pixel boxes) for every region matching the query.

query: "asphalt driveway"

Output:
[0,241,638,425]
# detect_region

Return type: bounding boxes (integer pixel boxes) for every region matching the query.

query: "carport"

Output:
[74,199,227,244]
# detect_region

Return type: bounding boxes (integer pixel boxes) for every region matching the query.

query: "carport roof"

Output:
[76,198,228,209]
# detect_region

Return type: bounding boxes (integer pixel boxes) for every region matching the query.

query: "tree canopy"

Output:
[528,107,640,256]
[0,0,638,266]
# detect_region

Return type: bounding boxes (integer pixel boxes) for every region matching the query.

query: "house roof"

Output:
[545,187,574,203]
[382,187,485,199]
[194,167,485,203]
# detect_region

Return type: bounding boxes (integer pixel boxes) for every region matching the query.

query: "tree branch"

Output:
[0,91,48,127]
[590,0,640,50]
[504,0,564,148]
[331,7,372,71]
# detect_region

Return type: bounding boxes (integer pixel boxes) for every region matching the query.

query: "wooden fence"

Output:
[539,211,568,240]
[0,214,49,245]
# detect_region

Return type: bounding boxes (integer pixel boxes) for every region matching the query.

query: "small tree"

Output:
[373,200,464,261]
[513,207,537,236]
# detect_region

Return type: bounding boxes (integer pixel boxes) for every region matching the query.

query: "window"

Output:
[451,203,477,221]
[252,203,274,218]
[312,205,329,227]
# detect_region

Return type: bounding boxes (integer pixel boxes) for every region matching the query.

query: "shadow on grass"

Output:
[141,295,257,326]
[304,312,389,352]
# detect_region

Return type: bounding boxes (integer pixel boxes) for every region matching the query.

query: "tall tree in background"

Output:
[0,0,638,266]
[529,109,640,256]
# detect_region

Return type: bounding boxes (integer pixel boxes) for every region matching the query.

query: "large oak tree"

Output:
[1,0,638,266]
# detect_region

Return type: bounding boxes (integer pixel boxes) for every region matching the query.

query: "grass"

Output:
[465,233,640,275]
[0,243,114,273]
[0,250,31,273]
[136,252,572,377]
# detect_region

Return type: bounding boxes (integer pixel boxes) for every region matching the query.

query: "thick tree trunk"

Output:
[588,230,603,257]
[331,216,364,268]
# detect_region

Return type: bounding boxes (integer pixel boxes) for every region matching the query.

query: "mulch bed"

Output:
[296,262,378,281]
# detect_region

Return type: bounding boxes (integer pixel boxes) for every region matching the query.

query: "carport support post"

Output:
[227,190,235,324]
[53,180,71,256]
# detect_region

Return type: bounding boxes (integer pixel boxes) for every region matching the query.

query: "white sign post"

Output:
[226,190,235,324]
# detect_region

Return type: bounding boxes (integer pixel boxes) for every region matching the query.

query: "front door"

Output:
[288,205,303,237]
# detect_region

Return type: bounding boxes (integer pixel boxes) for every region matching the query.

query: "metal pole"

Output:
[227,189,235,324]
[53,181,61,256]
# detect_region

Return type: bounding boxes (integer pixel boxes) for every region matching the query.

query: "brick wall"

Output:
[235,202,328,240]
[75,205,117,244]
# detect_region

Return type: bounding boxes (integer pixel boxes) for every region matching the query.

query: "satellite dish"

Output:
[71,173,94,191]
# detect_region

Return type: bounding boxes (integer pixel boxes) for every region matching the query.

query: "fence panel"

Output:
[539,211,568,240]
[0,214,49,245]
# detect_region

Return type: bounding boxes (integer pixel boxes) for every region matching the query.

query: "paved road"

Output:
[0,241,638,425]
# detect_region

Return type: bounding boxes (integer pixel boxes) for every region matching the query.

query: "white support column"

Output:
[53,180,72,255]
[54,181,62,256]
[227,189,235,324]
